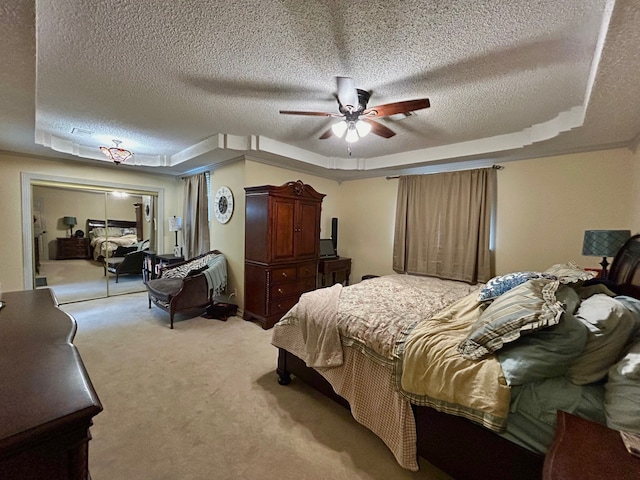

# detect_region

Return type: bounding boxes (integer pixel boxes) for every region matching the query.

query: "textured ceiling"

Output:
[1,0,639,180]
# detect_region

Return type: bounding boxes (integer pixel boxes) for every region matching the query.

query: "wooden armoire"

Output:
[244,180,325,329]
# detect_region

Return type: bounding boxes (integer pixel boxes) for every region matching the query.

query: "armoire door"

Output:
[271,196,296,262]
[295,200,321,258]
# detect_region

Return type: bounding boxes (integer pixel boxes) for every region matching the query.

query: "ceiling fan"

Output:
[279,77,430,143]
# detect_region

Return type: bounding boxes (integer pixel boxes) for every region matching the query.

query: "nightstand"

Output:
[318,257,351,287]
[56,237,90,259]
[543,411,640,480]
[143,251,184,283]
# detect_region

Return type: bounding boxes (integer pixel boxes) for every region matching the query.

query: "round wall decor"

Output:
[214,186,234,224]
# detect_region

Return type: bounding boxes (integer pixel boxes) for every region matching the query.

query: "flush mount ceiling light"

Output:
[100,140,132,165]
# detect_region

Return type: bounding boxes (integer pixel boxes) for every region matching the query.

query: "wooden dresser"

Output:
[0,289,102,479]
[244,180,324,329]
[56,237,90,260]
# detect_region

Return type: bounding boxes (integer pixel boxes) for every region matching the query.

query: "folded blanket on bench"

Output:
[203,254,227,296]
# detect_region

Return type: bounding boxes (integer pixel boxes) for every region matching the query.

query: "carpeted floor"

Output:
[62,293,452,480]
[38,259,145,303]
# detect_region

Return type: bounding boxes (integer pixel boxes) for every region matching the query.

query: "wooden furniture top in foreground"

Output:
[543,411,640,480]
[0,289,102,479]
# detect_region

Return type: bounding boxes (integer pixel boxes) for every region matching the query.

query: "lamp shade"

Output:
[168,216,182,232]
[63,216,77,227]
[582,230,631,257]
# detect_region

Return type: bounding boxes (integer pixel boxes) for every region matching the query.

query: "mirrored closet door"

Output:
[30,181,159,304]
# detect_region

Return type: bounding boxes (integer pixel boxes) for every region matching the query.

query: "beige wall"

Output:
[2,146,638,304]
[494,148,637,273]
[333,176,399,283]
[338,147,639,281]
[0,152,183,292]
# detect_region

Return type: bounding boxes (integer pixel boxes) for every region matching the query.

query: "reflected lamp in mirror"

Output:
[63,216,77,237]
[168,216,182,256]
[582,229,631,278]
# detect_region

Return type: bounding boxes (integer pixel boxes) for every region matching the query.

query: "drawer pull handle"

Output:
[281,272,287,278]
[277,288,284,294]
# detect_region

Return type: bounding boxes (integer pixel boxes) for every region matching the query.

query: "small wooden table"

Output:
[318,257,351,287]
[543,411,640,480]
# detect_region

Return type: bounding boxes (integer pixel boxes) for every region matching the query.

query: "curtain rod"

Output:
[385,164,504,180]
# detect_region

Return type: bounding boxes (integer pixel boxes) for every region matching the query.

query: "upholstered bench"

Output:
[146,250,226,328]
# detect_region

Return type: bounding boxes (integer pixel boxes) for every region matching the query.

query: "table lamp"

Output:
[582,229,631,278]
[63,216,77,237]
[169,216,182,257]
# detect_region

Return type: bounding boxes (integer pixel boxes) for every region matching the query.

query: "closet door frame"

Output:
[20,172,165,291]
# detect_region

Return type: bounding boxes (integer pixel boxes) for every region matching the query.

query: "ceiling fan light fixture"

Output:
[355,119,372,138]
[99,139,132,165]
[345,124,359,143]
[331,120,348,138]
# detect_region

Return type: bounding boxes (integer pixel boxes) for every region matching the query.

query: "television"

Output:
[319,238,337,258]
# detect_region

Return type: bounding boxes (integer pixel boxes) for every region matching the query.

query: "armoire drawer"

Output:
[269,296,300,317]
[270,278,316,298]
[271,266,298,284]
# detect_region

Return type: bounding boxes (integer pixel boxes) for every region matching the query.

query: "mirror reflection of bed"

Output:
[32,183,156,304]
[41,218,149,304]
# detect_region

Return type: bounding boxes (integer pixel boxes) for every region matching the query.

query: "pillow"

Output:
[478,271,557,302]
[91,227,106,238]
[544,262,596,285]
[604,339,640,434]
[566,294,640,385]
[106,226,125,237]
[458,278,564,360]
[497,286,587,385]
[122,227,137,235]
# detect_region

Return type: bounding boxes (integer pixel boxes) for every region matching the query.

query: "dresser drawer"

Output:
[270,278,316,299]
[271,266,298,284]
[268,296,300,317]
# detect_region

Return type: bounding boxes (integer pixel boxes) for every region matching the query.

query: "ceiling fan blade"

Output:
[319,128,333,139]
[279,110,336,116]
[363,118,396,138]
[363,98,430,117]
[336,76,358,111]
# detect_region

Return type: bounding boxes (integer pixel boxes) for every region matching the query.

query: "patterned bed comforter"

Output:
[276,274,480,366]
[271,274,486,471]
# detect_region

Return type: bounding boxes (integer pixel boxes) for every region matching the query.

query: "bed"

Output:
[271,234,640,480]
[87,219,141,261]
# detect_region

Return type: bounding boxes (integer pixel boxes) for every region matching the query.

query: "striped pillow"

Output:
[458,278,564,360]
[545,262,596,284]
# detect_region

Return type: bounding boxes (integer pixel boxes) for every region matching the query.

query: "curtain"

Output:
[182,173,210,259]
[392,168,495,283]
